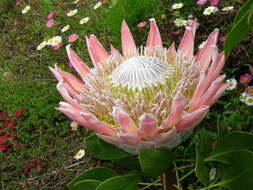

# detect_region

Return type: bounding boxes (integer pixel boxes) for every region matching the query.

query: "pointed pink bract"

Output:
[86,35,109,67]
[121,20,137,56]
[146,18,163,48]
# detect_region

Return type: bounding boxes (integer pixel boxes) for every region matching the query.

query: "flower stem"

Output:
[162,168,177,190]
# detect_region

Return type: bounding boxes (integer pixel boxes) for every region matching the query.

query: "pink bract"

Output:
[50,18,228,154]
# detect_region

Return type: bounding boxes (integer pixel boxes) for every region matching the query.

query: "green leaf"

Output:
[73,180,101,190]
[205,131,253,161]
[68,167,117,189]
[113,155,141,171]
[224,1,253,58]
[85,134,129,160]
[206,150,253,190]
[195,145,210,187]
[139,148,173,177]
[95,174,140,190]
[233,0,253,24]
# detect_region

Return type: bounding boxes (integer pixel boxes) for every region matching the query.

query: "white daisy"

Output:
[70,121,78,131]
[222,6,234,11]
[80,17,90,24]
[226,78,237,90]
[172,3,183,9]
[73,0,80,4]
[47,38,54,46]
[209,168,216,182]
[21,5,31,14]
[240,92,247,103]
[74,149,85,160]
[198,41,207,49]
[36,41,47,50]
[94,2,102,9]
[245,96,253,106]
[203,6,218,15]
[52,36,62,46]
[61,25,70,33]
[67,9,78,17]
[174,18,187,27]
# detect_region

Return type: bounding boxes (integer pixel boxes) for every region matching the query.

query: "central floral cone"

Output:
[50,18,229,154]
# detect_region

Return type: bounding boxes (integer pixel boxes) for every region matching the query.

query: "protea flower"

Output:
[50,18,229,154]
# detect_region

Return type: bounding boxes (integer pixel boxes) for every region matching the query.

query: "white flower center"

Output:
[110,56,170,90]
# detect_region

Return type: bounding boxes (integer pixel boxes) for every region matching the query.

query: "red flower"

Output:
[0,135,9,143]
[0,112,9,120]
[0,144,6,151]
[8,120,15,128]
[15,109,25,118]
[23,166,32,175]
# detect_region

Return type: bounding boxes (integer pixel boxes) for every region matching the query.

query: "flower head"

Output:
[172,3,183,9]
[222,6,234,11]
[67,9,78,17]
[137,21,147,28]
[210,0,219,6]
[174,18,187,27]
[36,41,47,50]
[240,73,252,84]
[21,5,31,14]
[53,42,62,51]
[245,95,253,106]
[46,19,55,28]
[74,149,85,159]
[70,121,78,131]
[94,2,102,9]
[246,86,253,96]
[52,36,62,46]
[240,92,247,103]
[61,25,70,33]
[80,17,90,24]
[196,0,207,5]
[203,6,218,15]
[47,11,56,18]
[50,18,228,154]
[226,78,237,90]
[68,34,79,43]
[73,0,80,4]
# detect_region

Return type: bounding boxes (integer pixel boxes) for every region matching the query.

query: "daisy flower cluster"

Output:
[196,0,234,15]
[27,1,104,51]
[239,66,253,106]
[226,66,253,106]
[169,2,194,28]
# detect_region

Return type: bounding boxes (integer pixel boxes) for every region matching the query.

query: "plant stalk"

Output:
[162,168,177,190]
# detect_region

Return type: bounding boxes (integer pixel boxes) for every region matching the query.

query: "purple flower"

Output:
[46,19,55,28]
[196,0,207,5]
[246,86,253,96]
[210,0,219,6]
[47,11,56,18]
[240,73,252,84]
[68,34,79,42]
[16,0,21,6]
[136,21,147,28]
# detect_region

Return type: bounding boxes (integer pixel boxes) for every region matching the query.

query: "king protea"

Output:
[50,18,229,154]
